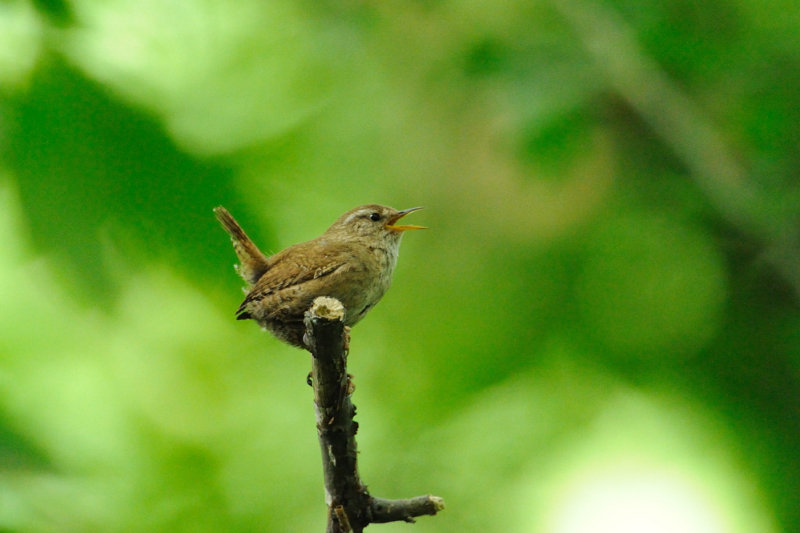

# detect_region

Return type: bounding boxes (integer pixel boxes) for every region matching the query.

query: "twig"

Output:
[370,496,445,523]
[304,297,445,533]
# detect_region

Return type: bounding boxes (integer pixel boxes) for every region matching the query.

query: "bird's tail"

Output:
[213,206,269,285]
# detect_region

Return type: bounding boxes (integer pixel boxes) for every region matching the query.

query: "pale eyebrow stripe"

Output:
[342,210,365,225]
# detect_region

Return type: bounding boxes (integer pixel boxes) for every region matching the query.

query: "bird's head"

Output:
[326,205,426,242]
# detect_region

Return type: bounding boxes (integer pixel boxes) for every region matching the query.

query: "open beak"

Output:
[386,206,426,232]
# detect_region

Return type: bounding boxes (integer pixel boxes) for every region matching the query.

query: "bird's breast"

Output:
[337,242,399,325]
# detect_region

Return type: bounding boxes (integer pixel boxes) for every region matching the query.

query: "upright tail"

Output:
[213,206,270,285]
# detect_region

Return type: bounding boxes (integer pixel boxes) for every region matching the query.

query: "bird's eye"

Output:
[369,212,381,221]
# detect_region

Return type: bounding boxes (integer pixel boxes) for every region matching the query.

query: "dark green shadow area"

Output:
[0,410,51,472]
[6,56,240,305]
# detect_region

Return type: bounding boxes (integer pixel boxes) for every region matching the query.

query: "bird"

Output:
[214,204,425,349]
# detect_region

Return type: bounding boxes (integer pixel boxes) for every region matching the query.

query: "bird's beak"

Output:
[386,207,426,232]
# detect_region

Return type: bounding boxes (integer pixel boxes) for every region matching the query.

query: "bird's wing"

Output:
[236,240,363,320]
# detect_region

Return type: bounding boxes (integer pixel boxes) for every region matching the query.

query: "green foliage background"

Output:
[1,0,799,531]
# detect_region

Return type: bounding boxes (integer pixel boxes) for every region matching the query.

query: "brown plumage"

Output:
[214,204,425,348]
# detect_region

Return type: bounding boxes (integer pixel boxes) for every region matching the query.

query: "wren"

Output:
[214,204,425,349]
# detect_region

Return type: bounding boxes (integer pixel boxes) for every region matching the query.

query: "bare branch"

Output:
[304,297,444,532]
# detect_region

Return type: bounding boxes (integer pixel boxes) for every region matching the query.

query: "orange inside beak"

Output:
[386,206,426,232]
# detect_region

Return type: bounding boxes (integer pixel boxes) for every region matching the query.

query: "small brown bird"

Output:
[214,204,425,348]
